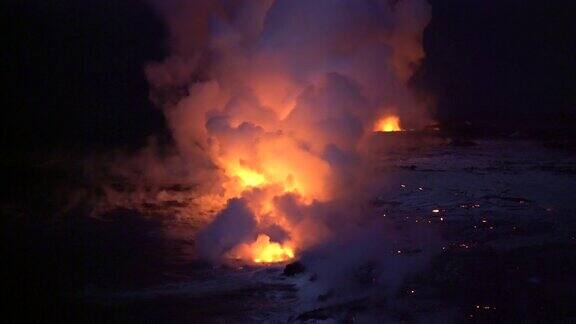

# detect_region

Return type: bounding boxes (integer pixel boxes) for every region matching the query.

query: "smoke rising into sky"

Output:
[134,0,435,267]
[5,1,576,322]
[76,2,441,308]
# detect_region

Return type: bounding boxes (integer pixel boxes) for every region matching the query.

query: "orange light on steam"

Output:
[374,115,403,132]
[233,166,267,188]
[251,234,294,263]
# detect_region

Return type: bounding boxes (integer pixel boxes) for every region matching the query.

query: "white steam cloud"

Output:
[94,0,437,312]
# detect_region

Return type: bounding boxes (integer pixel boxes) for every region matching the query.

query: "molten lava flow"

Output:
[144,0,434,267]
[214,136,330,264]
[252,234,294,263]
[229,234,295,264]
[374,115,403,132]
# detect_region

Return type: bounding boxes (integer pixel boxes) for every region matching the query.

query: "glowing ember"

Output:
[374,115,403,132]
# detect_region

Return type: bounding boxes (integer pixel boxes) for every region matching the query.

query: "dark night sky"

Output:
[2,0,576,157]
[417,0,576,134]
[2,0,167,156]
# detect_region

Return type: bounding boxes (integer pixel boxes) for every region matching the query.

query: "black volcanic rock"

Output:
[283,261,306,276]
[449,138,477,147]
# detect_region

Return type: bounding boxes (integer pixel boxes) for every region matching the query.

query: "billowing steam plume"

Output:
[137,0,432,265]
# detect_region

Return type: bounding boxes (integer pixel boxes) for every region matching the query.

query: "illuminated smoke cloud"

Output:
[139,0,433,265]
[78,0,440,312]
[195,198,257,261]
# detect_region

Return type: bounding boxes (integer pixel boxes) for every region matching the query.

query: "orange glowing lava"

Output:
[230,234,295,264]
[374,115,403,132]
[216,136,330,263]
[252,234,294,263]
